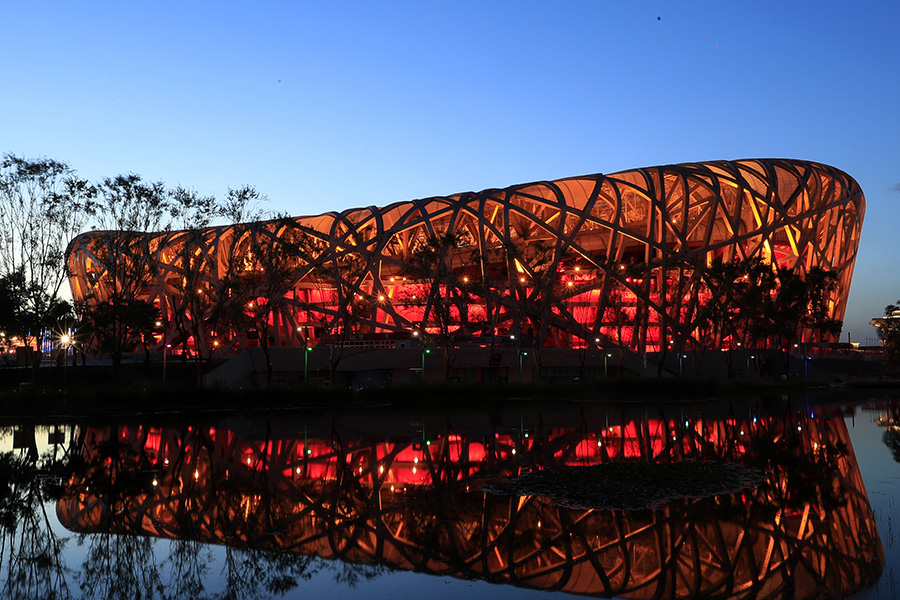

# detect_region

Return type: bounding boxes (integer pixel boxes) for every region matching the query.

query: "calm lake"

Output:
[1,390,898,600]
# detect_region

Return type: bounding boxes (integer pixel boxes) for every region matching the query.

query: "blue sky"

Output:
[2,1,898,343]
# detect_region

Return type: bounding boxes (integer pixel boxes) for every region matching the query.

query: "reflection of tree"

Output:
[163,539,211,600]
[78,533,161,600]
[883,429,900,463]
[219,547,319,599]
[0,436,73,600]
[878,403,900,463]
[333,561,384,588]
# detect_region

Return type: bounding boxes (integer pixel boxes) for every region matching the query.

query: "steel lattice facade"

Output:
[66,158,864,354]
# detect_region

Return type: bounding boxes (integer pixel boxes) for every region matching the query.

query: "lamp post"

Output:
[163,342,171,385]
[604,352,612,377]
[748,354,755,378]
[519,350,528,382]
[59,333,71,389]
[421,348,431,382]
[679,353,685,377]
[304,345,312,383]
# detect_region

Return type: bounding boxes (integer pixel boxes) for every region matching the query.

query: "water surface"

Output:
[1,392,897,599]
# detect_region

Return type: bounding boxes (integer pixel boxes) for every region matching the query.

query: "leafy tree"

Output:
[405,231,467,379]
[0,154,94,349]
[224,217,306,385]
[77,174,172,376]
[0,269,29,339]
[875,300,900,362]
[205,185,271,358]
[163,186,220,384]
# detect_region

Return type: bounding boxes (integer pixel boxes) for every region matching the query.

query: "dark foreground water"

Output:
[1,391,898,600]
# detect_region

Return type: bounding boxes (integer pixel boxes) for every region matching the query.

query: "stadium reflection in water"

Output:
[53,402,883,600]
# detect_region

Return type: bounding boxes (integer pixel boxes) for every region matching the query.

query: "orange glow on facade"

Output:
[66,159,863,355]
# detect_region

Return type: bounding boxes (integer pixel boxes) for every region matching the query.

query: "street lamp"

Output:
[604,352,612,377]
[163,342,172,385]
[59,333,71,388]
[304,346,312,383]
[519,350,528,382]
[421,348,431,381]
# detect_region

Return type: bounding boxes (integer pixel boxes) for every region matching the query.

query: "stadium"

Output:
[66,158,864,357]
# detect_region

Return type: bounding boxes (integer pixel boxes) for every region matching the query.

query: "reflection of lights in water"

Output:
[56,408,883,600]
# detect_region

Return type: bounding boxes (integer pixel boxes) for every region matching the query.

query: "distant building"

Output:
[67,159,864,355]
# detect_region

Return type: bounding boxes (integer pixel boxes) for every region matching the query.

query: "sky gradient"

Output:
[2,1,898,343]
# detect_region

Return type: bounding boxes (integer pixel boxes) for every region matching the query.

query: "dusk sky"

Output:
[2,2,898,343]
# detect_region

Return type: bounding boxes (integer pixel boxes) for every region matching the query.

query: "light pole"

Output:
[304,346,312,383]
[679,353,685,377]
[59,333,71,389]
[519,350,528,382]
[421,348,431,382]
[748,354,755,378]
[604,352,612,377]
[163,342,171,385]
